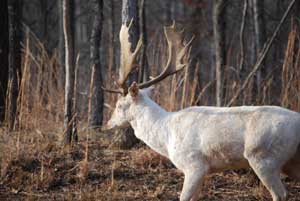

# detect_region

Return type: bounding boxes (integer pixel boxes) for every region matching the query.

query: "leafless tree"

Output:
[108,0,116,75]
[89,0,104,128]
[7,0,22,130]
[58,0,65,89]
[252,0,266,98]
[63,0,77,144]
[213,0,227,106]
[0,0,9,123]
[138,0,149,83]
[164,1,172,24]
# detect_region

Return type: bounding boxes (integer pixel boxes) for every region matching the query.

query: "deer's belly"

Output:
[166,140,250,173]
[208,155,250,173]
[202,142,250,172]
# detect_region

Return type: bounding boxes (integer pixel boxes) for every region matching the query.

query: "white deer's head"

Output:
[104,82,155,130]
[105,82,139,130]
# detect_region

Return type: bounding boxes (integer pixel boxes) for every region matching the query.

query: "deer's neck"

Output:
[129,97,170,158]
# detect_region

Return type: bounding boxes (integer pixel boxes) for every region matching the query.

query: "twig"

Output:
[62,113,77,136]
[101,87,122,94]
[72,53,80,139]
[227,0,297,106]
[195,80,215,105]
[19,191,46,198]
[88,65,95,125]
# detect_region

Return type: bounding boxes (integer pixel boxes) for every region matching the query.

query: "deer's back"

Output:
[167,106,300,171]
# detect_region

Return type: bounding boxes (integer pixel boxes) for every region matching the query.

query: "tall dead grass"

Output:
[281,24,300,110]
[16,29,64,133]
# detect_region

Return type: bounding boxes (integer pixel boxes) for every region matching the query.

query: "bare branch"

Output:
[227,0,297,106]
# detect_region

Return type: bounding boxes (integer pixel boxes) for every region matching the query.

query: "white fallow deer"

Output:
[103,22,300,201]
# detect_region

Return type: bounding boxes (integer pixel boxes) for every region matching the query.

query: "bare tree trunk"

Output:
[252,0,266,100]
[58,0,65,89]
[108,0,116,75]
[170,0,176,22]
[163,0,172,24]
[213,0,227,106]
[7,0,22,131]
[116,0,140,149]
[63,0,77,144]
[89,0,104,128]
[138,0,149,83]
[296,1,300,16]
[37,0,47,104]
[238,0,248,77]
[40,0,48,44]
[0,0,9,123]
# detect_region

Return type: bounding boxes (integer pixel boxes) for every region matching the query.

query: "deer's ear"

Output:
[129,82,139,98]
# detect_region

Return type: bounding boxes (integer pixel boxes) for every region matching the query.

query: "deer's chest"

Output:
[134,126,169,158]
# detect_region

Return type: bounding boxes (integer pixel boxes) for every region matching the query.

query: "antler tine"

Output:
[101,87,122,94]
[118,19,143,92]
[138,22,194,89]
[101,74,123,95]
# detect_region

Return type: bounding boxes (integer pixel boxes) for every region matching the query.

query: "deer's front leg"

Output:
[180,168,207,201]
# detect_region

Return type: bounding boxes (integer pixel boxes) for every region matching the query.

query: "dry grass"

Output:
[0,130,300,201]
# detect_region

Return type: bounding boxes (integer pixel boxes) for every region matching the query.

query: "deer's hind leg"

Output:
[245,154,287,201]
[283,148,300,181]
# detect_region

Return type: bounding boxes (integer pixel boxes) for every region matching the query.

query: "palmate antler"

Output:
[104,21,193,96]
[118,20,143,93]
[138,22,194,89]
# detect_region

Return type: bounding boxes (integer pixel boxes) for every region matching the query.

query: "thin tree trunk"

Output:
[40,0,48,44]
[213,0,227,106]
[63,0,76,144]
[0,0,9,122]
[164,1,172,24]
[252,0,266,100]
[170,0,176,21]
[108,0,116,75]
[239,0,248,104]
[138,0,149,83]
[58,0,65,89]
[116,0,140,149]
[89,0,104,128]
[72,54,79,141]
[239,0,248,77]
[296,1,300,15]
[7,0,22,131]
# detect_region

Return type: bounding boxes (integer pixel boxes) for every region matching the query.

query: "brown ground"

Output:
[0,129,300,201]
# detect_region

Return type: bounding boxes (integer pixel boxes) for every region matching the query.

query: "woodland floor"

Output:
[0,129,300,201]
